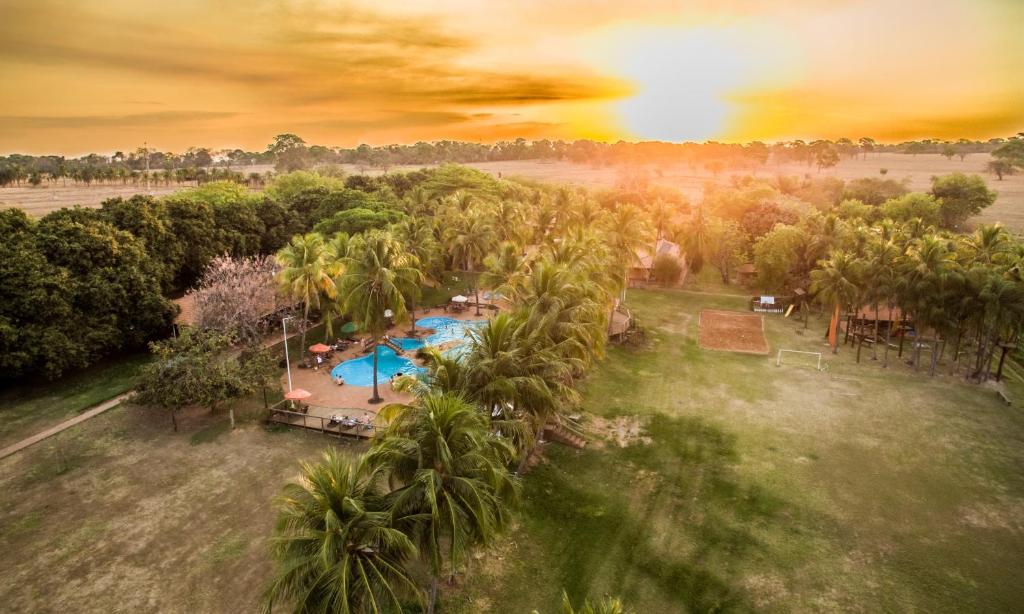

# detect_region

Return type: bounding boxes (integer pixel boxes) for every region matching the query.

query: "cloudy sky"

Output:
[0,0,1021,154]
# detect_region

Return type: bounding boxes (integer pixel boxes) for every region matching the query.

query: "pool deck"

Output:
[279,304,501,416]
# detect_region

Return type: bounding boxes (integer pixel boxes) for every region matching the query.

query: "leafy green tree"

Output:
[313,207,404,237]
[34,208,175,373]
[880,193,941,226]
[753,224,806,292]
[0,210,74,378]
[369,393,518,614]
[545,591,634,614]
[930,173,996,230]
[263,450,422,614]
[340,231,422,403]
[133,328,257,431]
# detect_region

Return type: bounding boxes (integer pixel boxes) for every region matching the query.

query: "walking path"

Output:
[0,325,314,462]
[0,392,132,461]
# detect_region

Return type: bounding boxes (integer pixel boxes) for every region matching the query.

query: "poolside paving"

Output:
[280,305,500,414]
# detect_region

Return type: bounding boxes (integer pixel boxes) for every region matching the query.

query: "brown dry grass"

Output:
[0,398,342,613]
[698,309,769,354]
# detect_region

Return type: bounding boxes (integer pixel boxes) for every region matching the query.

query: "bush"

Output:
[652,253,683,284]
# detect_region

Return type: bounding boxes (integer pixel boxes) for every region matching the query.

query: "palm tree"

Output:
[810,251,863,354]
[263,450,422,614]
[480,241,530,301]
[340,231,422,403]
[552,591,634,614]
[369,393,519,614]
[276,233,336,360]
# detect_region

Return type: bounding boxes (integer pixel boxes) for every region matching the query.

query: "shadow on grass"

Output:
[518,413,799,612]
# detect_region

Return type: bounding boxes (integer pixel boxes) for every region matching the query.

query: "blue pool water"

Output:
[330,317,484,387]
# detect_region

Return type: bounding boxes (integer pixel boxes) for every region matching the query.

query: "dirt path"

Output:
[0,392,132,460]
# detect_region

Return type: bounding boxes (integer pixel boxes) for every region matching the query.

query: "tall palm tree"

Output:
[369,393,519,614]
[276,233,336,360]
[810,251,863,354]
[480,241,530,301]
[340,231,422,403]
[263,450,422,614]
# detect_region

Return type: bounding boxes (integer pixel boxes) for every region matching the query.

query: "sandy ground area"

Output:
[698,309,769,355]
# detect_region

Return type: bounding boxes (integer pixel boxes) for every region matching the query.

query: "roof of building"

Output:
[636,238,682,269]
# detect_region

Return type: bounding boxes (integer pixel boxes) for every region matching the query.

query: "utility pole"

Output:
[282,316,293,391]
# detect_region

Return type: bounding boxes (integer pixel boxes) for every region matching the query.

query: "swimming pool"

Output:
[330,317,484,387]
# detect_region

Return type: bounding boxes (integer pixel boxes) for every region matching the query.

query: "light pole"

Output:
[282,316,294,392]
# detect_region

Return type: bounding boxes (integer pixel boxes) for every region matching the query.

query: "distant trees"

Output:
[267,133,310,172]
[987,159,1016,180]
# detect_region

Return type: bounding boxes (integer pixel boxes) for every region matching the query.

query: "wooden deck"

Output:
[268,403,379,439]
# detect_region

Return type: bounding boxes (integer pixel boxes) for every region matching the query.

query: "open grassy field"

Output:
[0,396,341,613]
[0,354,149,450]
[4,154,1021,229]
[1,288,1022,613]
[448,288,1024,613]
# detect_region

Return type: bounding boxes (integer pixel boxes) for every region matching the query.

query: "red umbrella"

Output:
[309,343,331,354]
[284,388,312,400]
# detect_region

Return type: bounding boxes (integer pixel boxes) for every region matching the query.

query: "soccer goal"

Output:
[776,349,824,371]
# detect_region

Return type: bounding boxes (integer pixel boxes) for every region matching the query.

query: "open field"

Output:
[2,288,1023,613]
[4,154,1022,229]
[450,288,1024,613]
[0,397,340,613]
[0,354,148,450]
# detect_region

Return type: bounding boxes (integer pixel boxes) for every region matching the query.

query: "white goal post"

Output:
[776,349,823,371]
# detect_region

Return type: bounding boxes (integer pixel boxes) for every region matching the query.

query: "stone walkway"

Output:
[0,392,132,460]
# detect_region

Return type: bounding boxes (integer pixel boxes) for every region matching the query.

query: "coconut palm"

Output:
[480,241,530,301]
[811,250,863,354]
[262,450,422,614]
[369,393,519,614]
[340,230,422,403]
[276,233,336,359]
[553,591,634,614]
[446,210,495,272]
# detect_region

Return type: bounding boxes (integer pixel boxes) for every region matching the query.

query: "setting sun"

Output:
[606,26,762,141]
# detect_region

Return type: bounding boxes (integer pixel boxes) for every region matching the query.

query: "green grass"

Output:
[451,289,1024,613]
[420,271,481,308]
[0,353,149,448]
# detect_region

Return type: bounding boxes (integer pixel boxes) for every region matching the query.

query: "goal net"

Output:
[776,349,824,371]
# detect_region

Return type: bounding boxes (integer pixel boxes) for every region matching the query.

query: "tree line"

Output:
[4,133,1021,188]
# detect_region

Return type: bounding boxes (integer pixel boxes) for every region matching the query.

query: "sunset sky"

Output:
[0,0,1021,154]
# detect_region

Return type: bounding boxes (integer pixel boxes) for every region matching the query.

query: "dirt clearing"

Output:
[698,309,769,355]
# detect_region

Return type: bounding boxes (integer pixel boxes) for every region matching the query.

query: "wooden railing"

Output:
[267,401,378,439]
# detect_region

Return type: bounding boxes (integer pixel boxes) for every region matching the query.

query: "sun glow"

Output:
[598,24,797,142]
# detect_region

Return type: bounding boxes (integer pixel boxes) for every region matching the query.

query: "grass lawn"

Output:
[0,393,345,612]
[450,289,1024,613]
[0,353,150,449]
